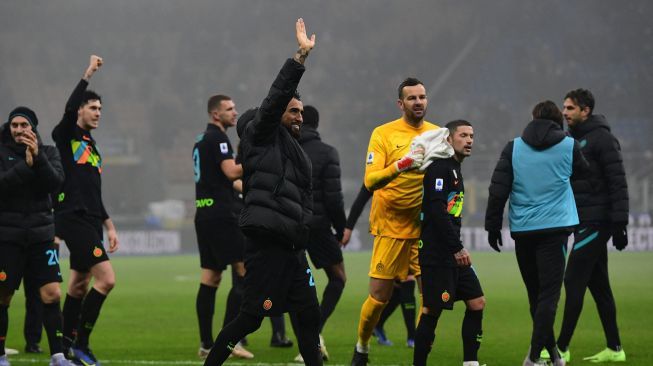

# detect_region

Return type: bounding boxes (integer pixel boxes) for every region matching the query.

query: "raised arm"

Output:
[53,55,103,139]
[250,19,315,143]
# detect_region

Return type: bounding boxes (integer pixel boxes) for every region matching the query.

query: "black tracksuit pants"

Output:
[557,223,621,351]
[514,231,569,357]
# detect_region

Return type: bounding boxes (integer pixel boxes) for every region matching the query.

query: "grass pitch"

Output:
[5,251,653,365]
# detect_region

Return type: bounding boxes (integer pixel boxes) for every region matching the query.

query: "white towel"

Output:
[411,128,454,171]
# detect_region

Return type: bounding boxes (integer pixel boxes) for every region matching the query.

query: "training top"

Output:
[193,124,236,220]
[420,157,464,267]
[52,79,107,220]
[364,118,438,238]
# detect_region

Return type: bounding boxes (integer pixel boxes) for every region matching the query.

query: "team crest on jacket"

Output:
[441,291,450,302]
[263,298,273,311]
[366,152,374,165]
[0,271,6,282]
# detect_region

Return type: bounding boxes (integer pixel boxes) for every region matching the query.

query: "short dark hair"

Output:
[445,119,472,135]
[532,100,563,126]
[397,77,424,99]
[302,105,319,129]
[207,94,231,115]
[80,90,102,107]
[293,90,302,101]
[564,88,595,115]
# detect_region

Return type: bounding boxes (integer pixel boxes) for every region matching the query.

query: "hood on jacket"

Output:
[298,125,320,144]
[521,119,566,150]
[568,114,610,139]
[237,107,259,138]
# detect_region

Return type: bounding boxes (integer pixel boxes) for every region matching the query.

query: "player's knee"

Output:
[68,280,89,298]
[40,283,62,303]
[466,296,485,311]
[96,276,116,294]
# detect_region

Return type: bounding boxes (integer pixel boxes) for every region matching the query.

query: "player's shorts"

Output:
[305,228,343,269]
[195,217,245,271]
[369,236,421,280]
[55,212,108,272]
[240,235,319,317]
[0,240,63,292]
[421,265,484,310]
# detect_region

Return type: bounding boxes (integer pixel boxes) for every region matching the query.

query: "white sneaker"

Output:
[230,342,254,359]
[462,362,487,366]
[49,353,76,366]
[293,353,305,363]
[319,334,329,361]
[3,348,17,355]
[198,345,211,359]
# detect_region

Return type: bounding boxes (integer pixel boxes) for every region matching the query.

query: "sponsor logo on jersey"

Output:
[263,298,273,311]
[93,247,103,258]
[435,178,444,191]
[441,290,450,302]
[366,152,374,165]
[220,142,228,154]
[196,198,215,208]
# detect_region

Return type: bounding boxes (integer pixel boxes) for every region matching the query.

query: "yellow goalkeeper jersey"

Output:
[364,118,439,239]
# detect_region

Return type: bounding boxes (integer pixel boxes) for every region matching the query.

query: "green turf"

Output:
[4,251,653,365]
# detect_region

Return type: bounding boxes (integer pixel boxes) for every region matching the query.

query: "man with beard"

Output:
[201,18,322,366]
[193,95,253,359]
[0,107,73,366]
[551,89,628,363]
[414,120,486,366]
[351,78,438,366]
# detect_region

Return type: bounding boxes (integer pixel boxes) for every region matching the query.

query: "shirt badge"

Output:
[220,142,228,154]
[435,178,444,191]
[366,152,374,165]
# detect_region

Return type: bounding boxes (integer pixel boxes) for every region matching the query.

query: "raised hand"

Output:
[293,18,315,64]
[83,55,104,80]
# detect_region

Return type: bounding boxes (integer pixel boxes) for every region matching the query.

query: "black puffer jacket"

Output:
[237,58,313,249]
[568,114,629,224]
[299,126,346,240]
[0,123,64,243]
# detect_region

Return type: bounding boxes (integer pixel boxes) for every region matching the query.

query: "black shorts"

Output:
[422,265,484,310]
[305,228,344,269]
[0,240,63,292]
[55,212,109,272]
[241,235,319,317]
[195,217,244,271]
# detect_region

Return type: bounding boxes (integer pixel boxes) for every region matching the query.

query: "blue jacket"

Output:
[486,119,589,234]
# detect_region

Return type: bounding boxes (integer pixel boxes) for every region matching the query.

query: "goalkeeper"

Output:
[351,77,446,366]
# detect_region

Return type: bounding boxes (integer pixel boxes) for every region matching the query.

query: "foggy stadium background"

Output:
[2,1,651,252]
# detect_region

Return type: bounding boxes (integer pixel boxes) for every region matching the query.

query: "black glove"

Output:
[488,230,503,252]
[611,225,628,251]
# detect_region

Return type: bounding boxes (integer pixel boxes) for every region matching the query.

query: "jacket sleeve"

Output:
[0,158,35,191]
[250,58,305,144]
[485,141,514,232]
[52,79,89,141]
[322,147,346,240]
[571,139,590,179]
[598,132,629,224]
[346,183,372,229]
[33,146,65,193]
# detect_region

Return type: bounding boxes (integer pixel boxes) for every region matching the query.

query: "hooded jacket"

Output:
[298,126,346,240]
[0,123,64,243]
[568,114,629,224]
[236,58,313,249]
[485,119,588,234]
